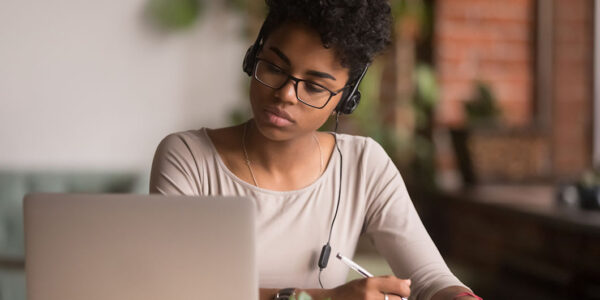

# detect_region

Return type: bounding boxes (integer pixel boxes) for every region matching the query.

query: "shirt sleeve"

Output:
[362,138,471,300]
[149,133,201,195]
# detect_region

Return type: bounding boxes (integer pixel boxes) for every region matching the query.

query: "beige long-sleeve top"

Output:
[149,128,470,300]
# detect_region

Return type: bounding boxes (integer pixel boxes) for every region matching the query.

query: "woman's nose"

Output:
[274,79,299,104]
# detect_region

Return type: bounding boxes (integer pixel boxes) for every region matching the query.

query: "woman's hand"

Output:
[326,275,411,300]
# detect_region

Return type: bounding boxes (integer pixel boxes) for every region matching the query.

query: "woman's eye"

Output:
[267,64,285,74]
[305,83,327,94]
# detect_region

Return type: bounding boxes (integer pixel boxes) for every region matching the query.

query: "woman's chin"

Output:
[251,118,296,142]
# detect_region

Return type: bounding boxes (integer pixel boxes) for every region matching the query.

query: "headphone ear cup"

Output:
[340,91,361,114]
[242,45,256,76]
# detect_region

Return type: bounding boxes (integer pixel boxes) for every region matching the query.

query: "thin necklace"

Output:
[242,121,323,188]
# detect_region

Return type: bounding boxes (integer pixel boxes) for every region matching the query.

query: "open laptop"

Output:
[23,193,257,300]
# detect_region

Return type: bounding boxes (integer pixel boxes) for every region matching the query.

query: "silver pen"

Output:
[336,253,408,300]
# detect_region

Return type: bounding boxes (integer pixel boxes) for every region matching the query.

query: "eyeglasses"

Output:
[253,58,347,109]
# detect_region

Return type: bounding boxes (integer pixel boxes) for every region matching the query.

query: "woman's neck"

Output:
[243,119,320,177]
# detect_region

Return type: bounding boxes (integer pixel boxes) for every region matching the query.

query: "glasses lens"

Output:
[254,60,332,108]
[297,81,331,107]
[255,60,287,89]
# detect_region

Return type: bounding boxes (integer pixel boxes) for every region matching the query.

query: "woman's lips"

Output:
[264,107,294,122]
[263,109,294,127]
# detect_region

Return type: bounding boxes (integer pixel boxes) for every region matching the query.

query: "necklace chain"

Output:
[242,121,323,188]
[242,122,259,187]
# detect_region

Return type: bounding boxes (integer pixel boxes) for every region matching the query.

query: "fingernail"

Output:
[407,279,412,285]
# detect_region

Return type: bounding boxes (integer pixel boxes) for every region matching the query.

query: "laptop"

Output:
[23,193,257,300]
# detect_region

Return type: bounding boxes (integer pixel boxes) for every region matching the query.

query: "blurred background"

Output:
[1,0,599,299]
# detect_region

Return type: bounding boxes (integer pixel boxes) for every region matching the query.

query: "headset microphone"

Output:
[318,244,332,269]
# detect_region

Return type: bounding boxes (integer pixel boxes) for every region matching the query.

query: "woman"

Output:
[150,1,482,299]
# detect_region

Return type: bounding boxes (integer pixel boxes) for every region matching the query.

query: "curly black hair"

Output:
[262,0,393,82]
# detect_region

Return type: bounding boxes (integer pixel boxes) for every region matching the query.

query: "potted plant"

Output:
[450,81,500,185]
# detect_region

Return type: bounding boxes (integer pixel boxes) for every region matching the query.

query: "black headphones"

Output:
[242,22,265,77]
[242,21,369,115]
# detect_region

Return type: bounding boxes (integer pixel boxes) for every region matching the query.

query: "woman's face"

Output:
[249,22,350,141]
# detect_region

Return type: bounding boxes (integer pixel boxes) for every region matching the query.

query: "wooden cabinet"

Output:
[437,185,600,300]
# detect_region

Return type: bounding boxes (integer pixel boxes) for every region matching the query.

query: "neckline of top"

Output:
[199,128,340,196]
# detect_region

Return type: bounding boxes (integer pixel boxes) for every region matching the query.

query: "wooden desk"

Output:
[438,185,600,300]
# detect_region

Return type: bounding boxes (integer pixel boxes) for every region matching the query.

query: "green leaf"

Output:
[148,0,202,30]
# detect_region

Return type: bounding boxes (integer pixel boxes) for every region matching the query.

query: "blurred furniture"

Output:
[439,185,600,300]
[0,171,148,300]
[451,129,550,185]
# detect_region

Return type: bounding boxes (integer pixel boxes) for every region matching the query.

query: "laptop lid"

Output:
[24,193,257,300]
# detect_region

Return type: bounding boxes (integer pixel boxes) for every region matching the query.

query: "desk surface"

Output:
[447,184,600,236]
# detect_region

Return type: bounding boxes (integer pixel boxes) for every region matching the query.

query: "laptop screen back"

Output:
[24,194,257,300]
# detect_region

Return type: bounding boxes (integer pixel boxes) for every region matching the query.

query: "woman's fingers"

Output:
[329,275,411,300]
[387,294,407,300]
[368,275,411,298]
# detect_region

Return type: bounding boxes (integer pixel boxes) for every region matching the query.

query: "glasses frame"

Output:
[253,58,348,109]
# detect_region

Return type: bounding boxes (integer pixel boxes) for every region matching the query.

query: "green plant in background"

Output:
[414,64,438,129]
[351,60,398,151]
[451,81,501,185]
[392,0,430,33]
[145,0,268,32]
[350,59,439,188]
[410,63,439,187]
[464,81,500,128]
[147,0,204,30]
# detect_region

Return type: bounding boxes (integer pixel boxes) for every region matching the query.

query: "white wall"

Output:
[0,0,248,172]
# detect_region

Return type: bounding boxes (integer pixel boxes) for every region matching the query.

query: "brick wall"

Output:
[435,0,535,128]
[435,0,594,181]
[551,0,594,178]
